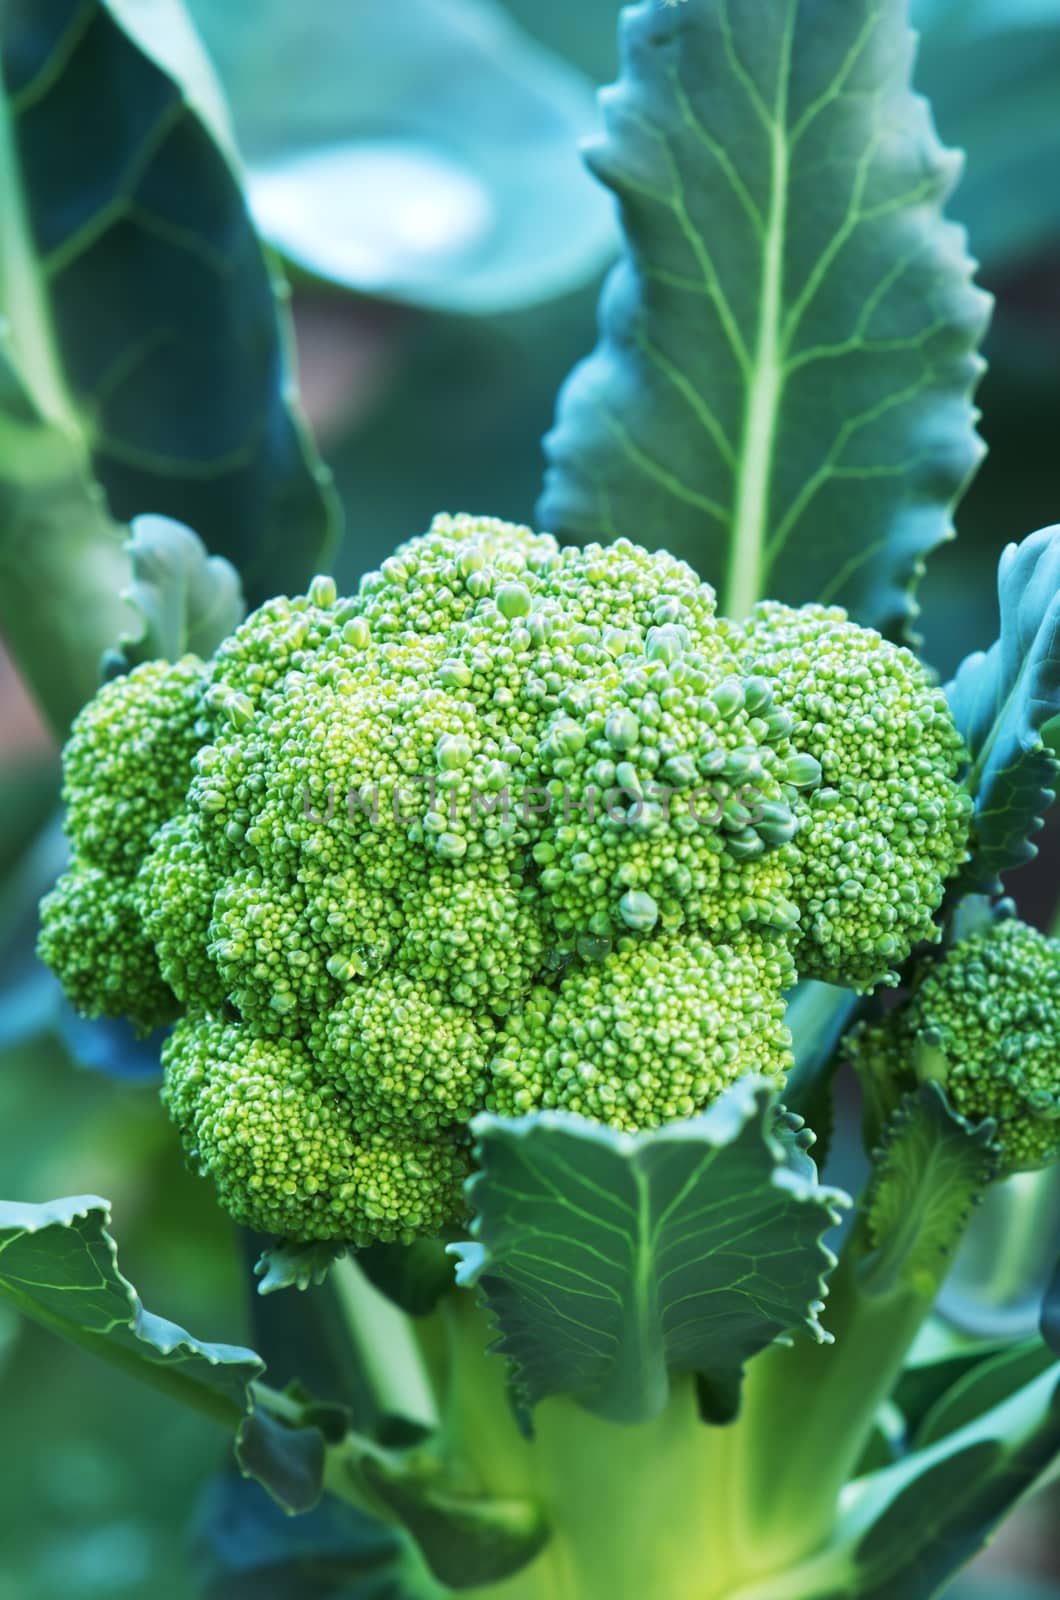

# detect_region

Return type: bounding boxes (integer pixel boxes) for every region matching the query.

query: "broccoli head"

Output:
[850,917,1060,1172]
[38,514,974,1245]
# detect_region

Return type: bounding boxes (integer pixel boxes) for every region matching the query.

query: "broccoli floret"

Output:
[735,604,972,991]
[850,918,1060,1172]
[60,656,206,870]
[38,514,977,1245]
[37,658,207,1033]
[488,930,795,1129]
[324,970,491,1132]
[38,865,178,1033]
[134,811,226,1010]
[161,1016,471,1243]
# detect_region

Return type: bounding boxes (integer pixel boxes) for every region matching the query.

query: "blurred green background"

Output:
[2,0,1060,1594]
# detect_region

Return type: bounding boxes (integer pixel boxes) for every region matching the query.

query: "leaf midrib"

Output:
[723,2,795,620]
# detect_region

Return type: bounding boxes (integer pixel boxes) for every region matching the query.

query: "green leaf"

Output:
[913,1338,1056,1448]
[947,525,1060,892]
[1042,1258,1060,1357]
[254,1239,348,1297]
[235,1405,327,1514]
[913,0,1060,275]
[0,1193,262,1427]
[537,0,990,633]
[184,0,616,313]
[895,1321,1016,1434]
[847,1368,1060,1600]
[111,514,246,670]
[0,0,340,606]
[455,1077,848,1425]
[0,342,134,734]
[734,1364,1060,1600]
[196,1477,438,1600]
[326,1428,549,1592]
[859,1084,1001,1297]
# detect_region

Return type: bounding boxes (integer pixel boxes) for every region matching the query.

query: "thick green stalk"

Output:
[720,1215,937,1578]
[431,1293,724,1600]
[330,1255,439,1429]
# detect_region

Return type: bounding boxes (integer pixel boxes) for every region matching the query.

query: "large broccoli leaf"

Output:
[0,1194,261,1425]
[946,525,1060,892]
[184,0,616,314]
[913,0,1060,276]
[0,0,339,607]
[537,0,990,634]
[454,1077,848,1426]
[0,343,134,734]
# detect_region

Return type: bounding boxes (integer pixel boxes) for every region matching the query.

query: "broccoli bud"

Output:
[850,917,1060,1172]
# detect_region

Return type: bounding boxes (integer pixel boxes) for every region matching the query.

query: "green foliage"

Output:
[914,0,1060,274]
[0,1194,260,1425]
[947,525,1060,892]
[11,0,1060,1595]
[185,0,616,313]
[538,0,991,633]
[0,0,339,609]
[255,1240,349,1297]
[826,1367,1060,1600]
[0,344,133,735]
[1043,1259,1060,1357]
[325,1428,549,1591]
[858,1084,1001,1296]
[455,1079,846,1425]
[913,1339,1057,1448]
[110,515,246,675]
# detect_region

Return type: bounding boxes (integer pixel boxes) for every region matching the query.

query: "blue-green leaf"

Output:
[739,1365,1060,1600]
[847,1368,1060,1599]
[0,1193,262,1425]
[0,0,340,605]
[235,1405,327,1514]
[454,1077,848,1425]
[537,0,990,633]
[946,525,1060,892]
[254,1239,348,1297]
[195,1475,433,1600]
[184,0,616,314]
[913,1337,1056,1448]
[913,0,1060,275]
[1042,1258,1060,1358]
[111,514,246,671]
[0,343,134,734]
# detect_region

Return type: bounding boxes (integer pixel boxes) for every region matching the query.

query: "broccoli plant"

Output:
[5,2,1060,1598]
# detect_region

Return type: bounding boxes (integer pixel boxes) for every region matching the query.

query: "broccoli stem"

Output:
[719,1213,939,1577]
[412,1291,724,1600]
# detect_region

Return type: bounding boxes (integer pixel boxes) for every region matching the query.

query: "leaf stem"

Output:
[330,1255,439,1429]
